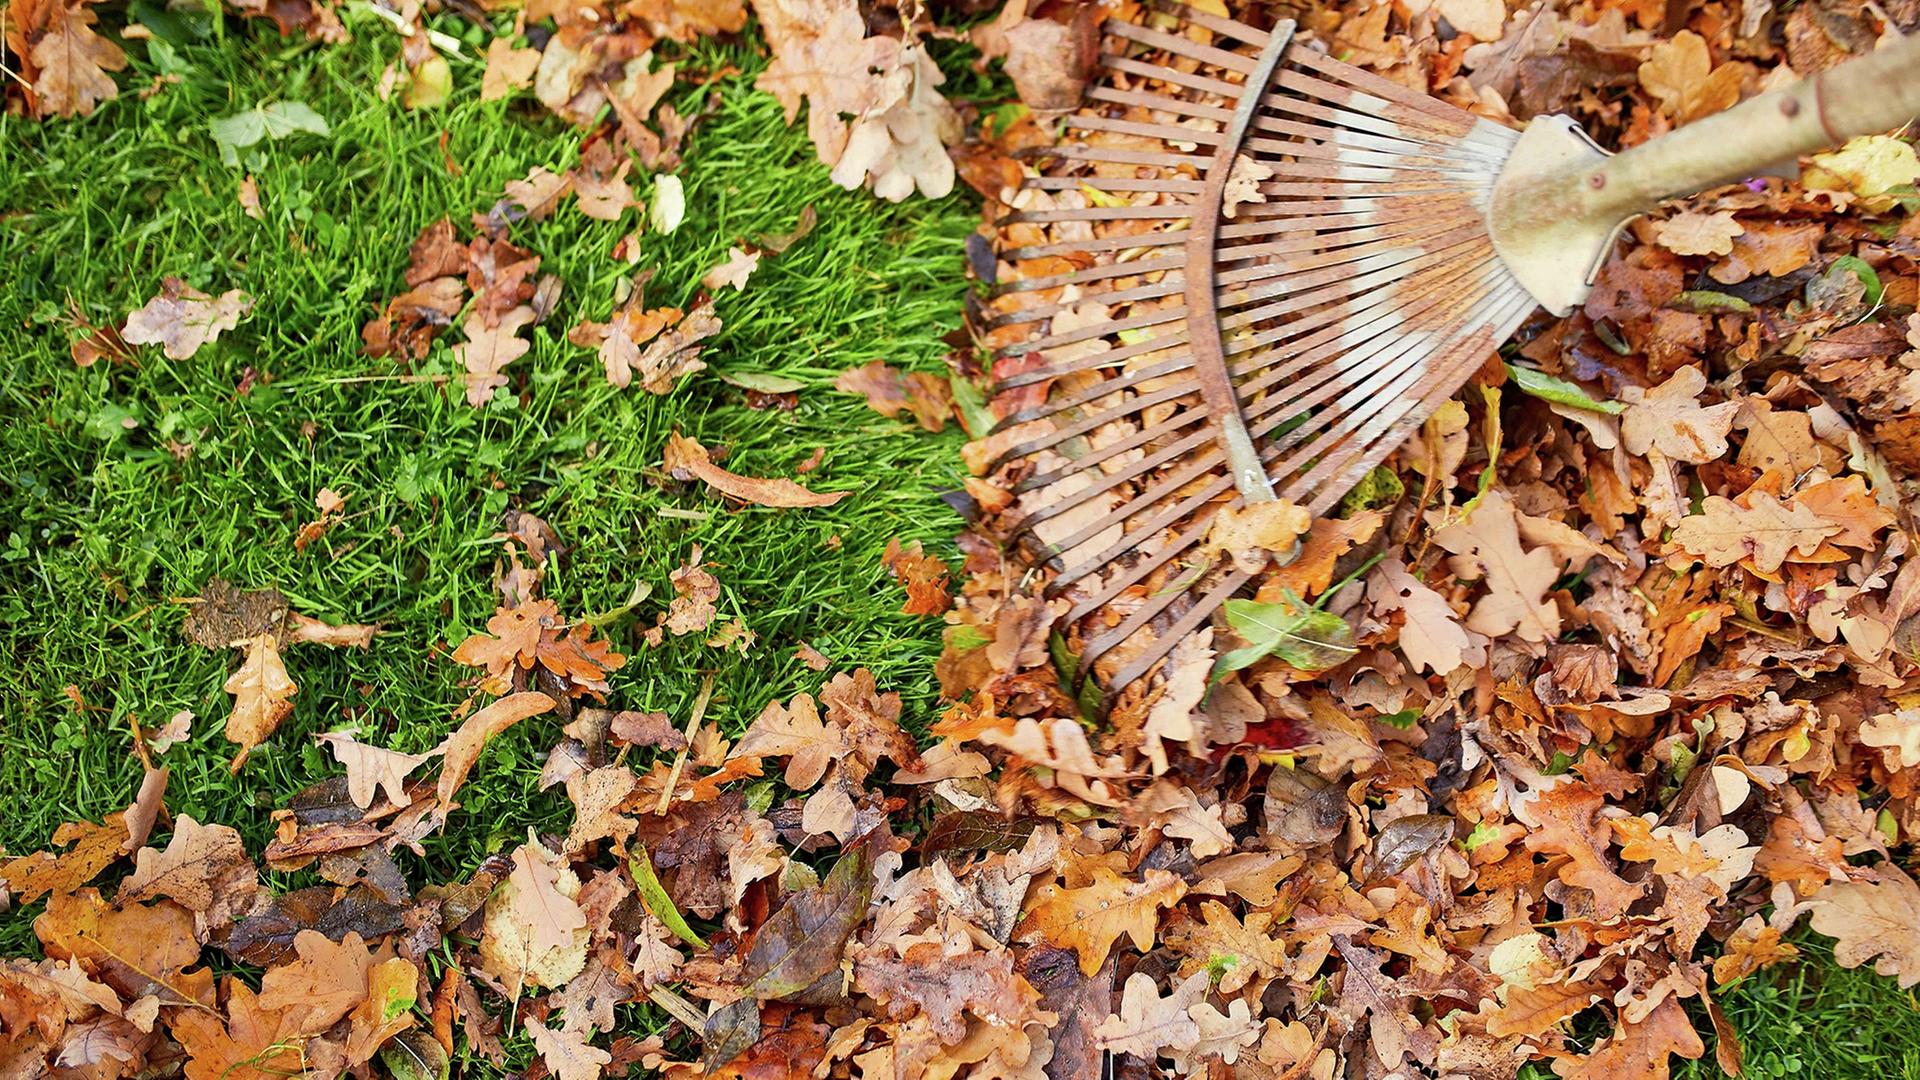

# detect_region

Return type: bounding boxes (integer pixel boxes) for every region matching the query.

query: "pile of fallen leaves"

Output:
[14,0,1920,1079]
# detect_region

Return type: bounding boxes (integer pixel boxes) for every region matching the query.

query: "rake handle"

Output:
[1582,34,1920,221]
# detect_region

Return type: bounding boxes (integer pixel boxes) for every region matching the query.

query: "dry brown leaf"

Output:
[702,246,761,292]
[453,304,536,407]
[1653,210,1743,256]
[435,691,559,816]
[9,0,128,118]
[123,279,252,361]
[1202,500,1311,574]
[314,731,438,810]
[728,693,845,790]
[1619,366,1739,464]
[1432,490,1563,643]
[481,37,540,101]
[1552,995,1704,1079]
[0,816,129,904]
[1806,865,1920,988]
[1367,558,1479,675]
[1637,30,1744,122]
[882,537,951,615]
[664,432,851,508]
[1669,492,1839,574]
[527,1016,611,1080]
[119,816,258,930]
[1092,971,1202,1059]
[1019,866,1187,976]
[223,634,296,772]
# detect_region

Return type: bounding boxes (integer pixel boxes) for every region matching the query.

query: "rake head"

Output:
[980,5,1538,710]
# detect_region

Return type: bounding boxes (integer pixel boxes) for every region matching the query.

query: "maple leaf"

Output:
[527,1015,612,1080]
[122,279,252,360]
[118,815,258,932]
[664,432,850,508]
[1020,866,1187,976]
[1618,366,1740,463]
[434,691,558,816]
[1432,490,1563,643]
[314,730,438,810]
[1669,491,1839,574]
[1807,865,1920,988]
[1092,971,1201,1059]
[453,304,536,407]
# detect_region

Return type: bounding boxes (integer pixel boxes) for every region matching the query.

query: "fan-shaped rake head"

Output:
[982,4,1537,710]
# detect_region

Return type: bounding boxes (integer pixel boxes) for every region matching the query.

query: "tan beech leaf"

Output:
[123,279,252,360]
[701,246,761,292]
[453,304,536,407]
[1619,366,1740,463]
[1806,865,1920,988]
[314,731,437,810]
[1653,210,1743,256]
[728,692,846,789]
[854,942,1038,1044]
[120,815,258,927]
[1092,971,1202,1059]
[1020,866,1187,976]
[223,634,295,771]
[435,691,558,815]
[1861,708,1920,769]
[481,37,540,101]
[1669,492,1839,574]
[1367,558,1479,675]
[526,1015,610,1080]
[509,839,588,954]
[664,431,850,508]
[1552,995,1704,1079]
[1432,490,1563,643]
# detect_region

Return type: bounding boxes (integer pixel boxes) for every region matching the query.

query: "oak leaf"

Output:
[741,830,883,998]
[0,815,129,904]
[729,692,845,790]
[527,1016,611,1080]
[1619,366,1739,463]
[702,246,761,292]
[1653,210,1742,257]
[122,279,252,360]
[256,930,376,1034]
[571,302,680,390]
[480,837,588,991]
[453,304,535,407]
[881,538,951,614]
[835,360,952,432]
[314,731,438,810]
[1637,30,1743,122]
[1520,784,1643,921]
[169,979,305,1080]
[665,432,850,508]
[1669,492,1839,574]
[1862,708,1920,769]
[1367,558,1480,675]
[628,302,721,394]
[481,37,540,100]
[1201,500,1311,574]
[222,634,295,771]
[1019,866,1187,976]
[977,717,1129,807]
[1432,490,1563,643]
[854,943,1037,1044]
[1092,971,1201,1059]
[1551,995,1703,1079]
[1806,865,1920,988]
[11,0,128,118]
[119,816,258,931]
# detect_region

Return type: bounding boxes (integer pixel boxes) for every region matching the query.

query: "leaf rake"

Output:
[982,3,1920,710]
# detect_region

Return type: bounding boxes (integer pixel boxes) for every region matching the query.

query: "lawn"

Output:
[2,10,1917,1078]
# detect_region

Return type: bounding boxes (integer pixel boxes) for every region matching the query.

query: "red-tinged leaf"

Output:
[741,830,884,999]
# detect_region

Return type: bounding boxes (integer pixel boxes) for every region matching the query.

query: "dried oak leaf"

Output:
[607,709,687,751]
[1432,490,1562,643]
[666,549,721,636]
[1668,491,1839,574]
[453,304,536,407]
[1618,366,1739,463]
[1366,558,1479,675]
[1551,994,1703,1079]
[702,246,761,292]
[729,692,845,790]
[0,815,129,904]
[122,279,252,360]
[119,815,259,932]
[1653,209,1743,257]
[1092,971,1202,1059]
[527,1015,611,1080]
[570,141,637,222]
[834,360,952,432]
[6,0,128,119]
[570,301,681,390]
[223,634,296,772]
[314,731,439,810]
[1019,866,1187,976]
[1710,220,1822,284]
[853,942,1039,1044]
[881,537,951,615]
[1806,865,1920,988]
[664,431,850,508]
[1637,30,1743,122]
[169,979,306,1080]
[481,36,541,100]
[1520,783,1642,921]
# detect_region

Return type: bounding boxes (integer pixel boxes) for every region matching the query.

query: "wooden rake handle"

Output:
[1582,32,1920,220]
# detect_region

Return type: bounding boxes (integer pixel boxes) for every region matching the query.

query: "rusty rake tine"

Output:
[1066,113,1228,147]
[992,347,1201,430]
[1057,499,1225,619]
[1014,411,1212,497]
[1107,571,1254,695]
[998,206,1196,224]
[1287,47,1493,132]
[983,377,1200,473]
[1102,18,1258,72]
[1100,53,1245,98]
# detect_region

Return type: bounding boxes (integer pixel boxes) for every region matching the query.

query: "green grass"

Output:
[0,12,974,952]
[3,9,1920,1076]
